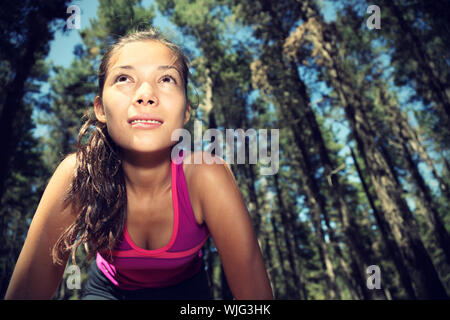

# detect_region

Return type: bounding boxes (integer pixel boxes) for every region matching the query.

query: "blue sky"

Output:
[47,0,173,67]
[47,0,97,67]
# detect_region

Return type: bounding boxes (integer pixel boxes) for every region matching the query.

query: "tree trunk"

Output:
[285,127,341,299]
[268,206,291,298]
[297,66,379,299]
[260,212,276,299]
[405,120,450,202]
[401,140,450,266]
[273,173,303,299]
[285,201,309,300]
[377,85,450,267]
[252,44,342,299]
[350,146,417,299]
[261,205,279,299]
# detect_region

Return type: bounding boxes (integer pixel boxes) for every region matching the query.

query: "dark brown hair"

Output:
[52,27,192,265]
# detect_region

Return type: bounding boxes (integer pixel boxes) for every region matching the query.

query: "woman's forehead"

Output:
[108,40,180,71]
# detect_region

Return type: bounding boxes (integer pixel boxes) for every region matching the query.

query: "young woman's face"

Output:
[94,40,190,155]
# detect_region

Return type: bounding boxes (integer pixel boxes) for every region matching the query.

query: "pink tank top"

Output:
[96,149,211,290]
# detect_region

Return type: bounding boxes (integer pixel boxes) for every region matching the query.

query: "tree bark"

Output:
[268,205,292,298]
[350,147,417,299]
[273,173,303,299]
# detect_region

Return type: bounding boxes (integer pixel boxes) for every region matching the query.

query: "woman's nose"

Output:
[133,82,158,107]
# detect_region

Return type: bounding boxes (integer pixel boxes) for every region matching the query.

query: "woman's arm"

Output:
[194,153,273,300]
[5,153,78,300]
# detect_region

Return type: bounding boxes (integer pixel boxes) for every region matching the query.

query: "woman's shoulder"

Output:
[61,152,77,171]
[182,151,235,198]
[49,152,77,185]
[182,151,232,180]
[182,151,234,225]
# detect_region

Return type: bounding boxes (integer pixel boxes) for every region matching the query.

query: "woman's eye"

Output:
[114,75,130,83]
[161,75,176,84]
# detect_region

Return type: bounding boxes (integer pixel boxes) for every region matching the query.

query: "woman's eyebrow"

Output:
[111,64,181,75]
[157,65,180,74]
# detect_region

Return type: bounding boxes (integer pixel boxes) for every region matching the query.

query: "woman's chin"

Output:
[121,145,171,155]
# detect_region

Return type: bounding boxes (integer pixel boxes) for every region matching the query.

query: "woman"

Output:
[5,27,273,300]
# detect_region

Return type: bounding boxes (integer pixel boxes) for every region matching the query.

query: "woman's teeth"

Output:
[131,120,162,124]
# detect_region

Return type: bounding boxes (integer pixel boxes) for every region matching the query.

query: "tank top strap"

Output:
[169,148,210,252]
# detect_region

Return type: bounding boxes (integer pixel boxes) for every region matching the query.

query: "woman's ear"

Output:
[94,96,107,123]
[183,102,191,126]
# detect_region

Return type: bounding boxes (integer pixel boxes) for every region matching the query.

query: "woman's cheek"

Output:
[102,109,125,145]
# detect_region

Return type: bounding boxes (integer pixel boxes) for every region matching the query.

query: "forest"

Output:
[0,0,449,300]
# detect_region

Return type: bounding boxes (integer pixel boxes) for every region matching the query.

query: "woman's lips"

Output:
[130,121,162,129]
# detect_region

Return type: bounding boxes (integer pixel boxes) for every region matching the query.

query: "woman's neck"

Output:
[120,146,173,199]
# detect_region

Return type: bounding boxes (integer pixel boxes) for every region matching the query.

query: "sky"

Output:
[47,0,171,67]
[47,0,97,67]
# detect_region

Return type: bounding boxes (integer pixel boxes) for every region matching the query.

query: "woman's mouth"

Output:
[130,119,163,129]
